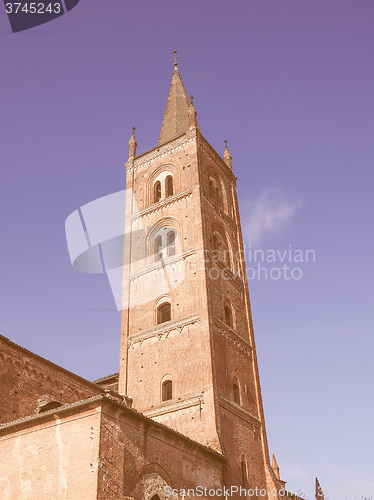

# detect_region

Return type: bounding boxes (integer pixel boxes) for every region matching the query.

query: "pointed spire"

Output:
[158,51,200,145]
[271,454,280,480]
[128,127,137,160]
[315,478,325,500]
[223,140,232,169]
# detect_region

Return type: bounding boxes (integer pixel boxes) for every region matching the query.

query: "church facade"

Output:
[0,60,316,500]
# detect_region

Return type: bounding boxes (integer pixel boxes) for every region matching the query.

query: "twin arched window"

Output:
[154,230,176,262]
[153,175,174,204]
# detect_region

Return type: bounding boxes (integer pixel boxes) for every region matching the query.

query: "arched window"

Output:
[150,496,161,500]
[209,176,223,207]
[154,181,161,203]
[224,304,233,328]
[152,226,179,263]
[213,231,228,265]
[157,302,171,324]
[209,178,215,200]
[216,186,221,206]
[241,458,248,487]
[213,233,221,251]
[212,231,231,268]
[165,175,173,198]
[38,401,62,413]
[154,236,162,261]
[162,380,172,401]
[233,378,240,404]
[167,231,176,257]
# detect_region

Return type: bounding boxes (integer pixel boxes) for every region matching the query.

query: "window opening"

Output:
[157,303,171,324]
[225,305,233,327]
[154,236,162,261]
[166,175,173,197]
[241,459,248,487]
[162,380,172,401]
[167,231,176,257]
[154,181,161,203]
[233,379,240,404]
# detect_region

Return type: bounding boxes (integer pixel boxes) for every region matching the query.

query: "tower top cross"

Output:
[173,50,179,67]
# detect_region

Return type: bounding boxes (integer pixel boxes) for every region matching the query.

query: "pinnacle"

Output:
[223,140,233,169]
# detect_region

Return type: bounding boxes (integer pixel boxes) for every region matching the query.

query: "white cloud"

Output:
[241,188,302,245]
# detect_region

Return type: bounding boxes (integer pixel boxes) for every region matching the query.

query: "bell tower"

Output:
[119,57,282,498]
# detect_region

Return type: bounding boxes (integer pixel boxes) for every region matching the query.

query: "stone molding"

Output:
[198,136,236,181]
[126,132,196,173]
[129,248,196,281]
[132,189,192,221]
[128,315,200,346]
[144,394,204,418]
[212,317,252,356]
[218,394,261,428]
[211,258,244,290]
[204,193,237,232]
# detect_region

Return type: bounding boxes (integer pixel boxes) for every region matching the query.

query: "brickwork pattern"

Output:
[0,335,104,424]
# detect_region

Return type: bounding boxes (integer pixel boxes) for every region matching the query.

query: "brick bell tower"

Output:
[119,55,283,498]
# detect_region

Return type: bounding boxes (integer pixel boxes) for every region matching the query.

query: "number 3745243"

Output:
[5,3,62,14]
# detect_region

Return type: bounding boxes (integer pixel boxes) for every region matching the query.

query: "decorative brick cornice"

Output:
[132,190,192,221]
[128,315,200,346]
[220,210,237,232]
[0,335,107,401]
[129,248,196,281]
[218,394,261,428]
[144,394,204,418]
[204,194,237,232]
[212,259,244,290]
[198,135,236,181]
[126,131,196,173]
[212,317,252,356]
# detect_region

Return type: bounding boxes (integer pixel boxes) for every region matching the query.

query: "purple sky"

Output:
[1,1,373,498]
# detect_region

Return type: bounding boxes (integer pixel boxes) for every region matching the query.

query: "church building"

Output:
[0,57,320,500]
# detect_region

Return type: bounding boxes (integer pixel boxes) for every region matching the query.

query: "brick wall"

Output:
[98,398,225,500]
[0,396,226,500]
[0,334,103,424]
